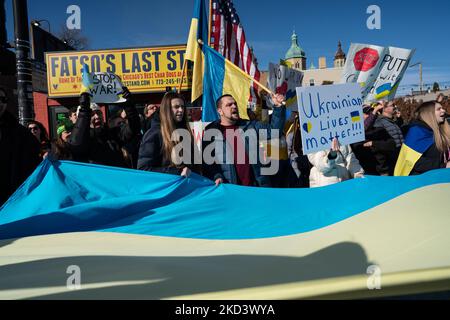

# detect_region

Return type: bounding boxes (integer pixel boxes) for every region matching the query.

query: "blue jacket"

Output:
[202,107,286,187]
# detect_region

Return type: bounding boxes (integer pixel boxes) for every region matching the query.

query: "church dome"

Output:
[285,31,306,60]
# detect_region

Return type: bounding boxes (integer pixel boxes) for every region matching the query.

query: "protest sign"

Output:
[46,45,191,97]
[268,62,303,110]
[81,68,126,103]
[341,43,414,102]
[296,83,365,154]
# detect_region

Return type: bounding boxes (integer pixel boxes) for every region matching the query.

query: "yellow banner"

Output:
[45,45,191,97]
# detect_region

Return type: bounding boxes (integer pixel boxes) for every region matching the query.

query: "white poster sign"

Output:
[296,83,365,154]
[341,43,415,102]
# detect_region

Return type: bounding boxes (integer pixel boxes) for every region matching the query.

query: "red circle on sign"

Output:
[353,48,379,72]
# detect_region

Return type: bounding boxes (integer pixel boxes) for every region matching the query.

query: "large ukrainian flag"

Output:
[394,124,434,176]
[1,159,450,299]
[203,45,251,120]
[185,0,209,108]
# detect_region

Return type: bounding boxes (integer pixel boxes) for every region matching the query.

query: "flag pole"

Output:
[177,60,187,94]
[196,40,286,105]
[208,0,212,46]
[198,40,273,96]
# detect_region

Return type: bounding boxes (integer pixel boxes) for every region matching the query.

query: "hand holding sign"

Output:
[120,86,132,100]
[271,93,286,107]
[331,137,341,152]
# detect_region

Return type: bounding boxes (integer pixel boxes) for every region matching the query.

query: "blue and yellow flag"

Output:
[394,124,434,176]
[185,0,209,105]
[80,64,94,94]
[1,159,450,299]
[202,45,251,121]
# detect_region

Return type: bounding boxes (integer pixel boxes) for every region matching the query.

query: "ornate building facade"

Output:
[283,31,347,87]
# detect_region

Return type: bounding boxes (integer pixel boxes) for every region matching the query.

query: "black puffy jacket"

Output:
[0,111,41,205]
[352,126,397,175]
[69,100,141,168]
[137,112,196,175]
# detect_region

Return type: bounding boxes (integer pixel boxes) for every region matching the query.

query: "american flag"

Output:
[210,0,261,105]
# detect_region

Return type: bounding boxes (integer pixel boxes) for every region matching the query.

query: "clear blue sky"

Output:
[5,0,450,90]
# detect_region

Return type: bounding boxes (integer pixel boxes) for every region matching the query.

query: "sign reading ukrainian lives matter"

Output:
[268,62,303,110]
[341,43,414,102]
[82,72,127,104]
[296,83,365,154]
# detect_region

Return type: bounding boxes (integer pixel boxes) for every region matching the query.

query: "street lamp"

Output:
[409,62,423,94]
[31,19,51,33]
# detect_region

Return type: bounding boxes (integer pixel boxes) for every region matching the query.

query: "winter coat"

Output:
[137,112,198,175]
[351,126,397,175]
[0,111,41,205]
[286,119,311,187]
[69,101,141,168]
[202,106,286,187]
[374,116,404,148]
[308,144,364,188]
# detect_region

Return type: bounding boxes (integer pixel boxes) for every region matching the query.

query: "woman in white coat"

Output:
[308,138,364,188]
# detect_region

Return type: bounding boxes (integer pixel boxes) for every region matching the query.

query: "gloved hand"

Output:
[79,92,91,110]
[121,86,132,100]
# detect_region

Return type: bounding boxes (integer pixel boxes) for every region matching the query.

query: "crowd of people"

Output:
[1,84,450,205]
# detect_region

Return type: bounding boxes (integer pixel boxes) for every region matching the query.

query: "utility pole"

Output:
[409,62,423,95]
[12,0,34,125]
[419,63,423,93]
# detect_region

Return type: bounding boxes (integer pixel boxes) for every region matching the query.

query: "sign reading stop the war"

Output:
[81,70,127,104]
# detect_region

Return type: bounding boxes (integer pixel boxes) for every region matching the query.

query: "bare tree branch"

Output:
[57,25,89,50]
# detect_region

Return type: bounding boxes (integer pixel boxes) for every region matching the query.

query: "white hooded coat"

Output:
[307,145,364,188]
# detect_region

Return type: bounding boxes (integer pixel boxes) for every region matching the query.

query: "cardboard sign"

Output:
[81,70,126,104]
[268,62,303,110]
[341,43,415,102]
[296,83,365,154]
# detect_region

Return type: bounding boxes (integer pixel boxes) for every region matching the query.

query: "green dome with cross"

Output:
[285,31,306,60]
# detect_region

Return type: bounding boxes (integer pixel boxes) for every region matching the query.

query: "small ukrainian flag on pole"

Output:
[80,64,94,94]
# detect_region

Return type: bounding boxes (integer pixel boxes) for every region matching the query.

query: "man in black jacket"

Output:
[69,88,142,168]
[0,87,41,205]
[352,106,397,175]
